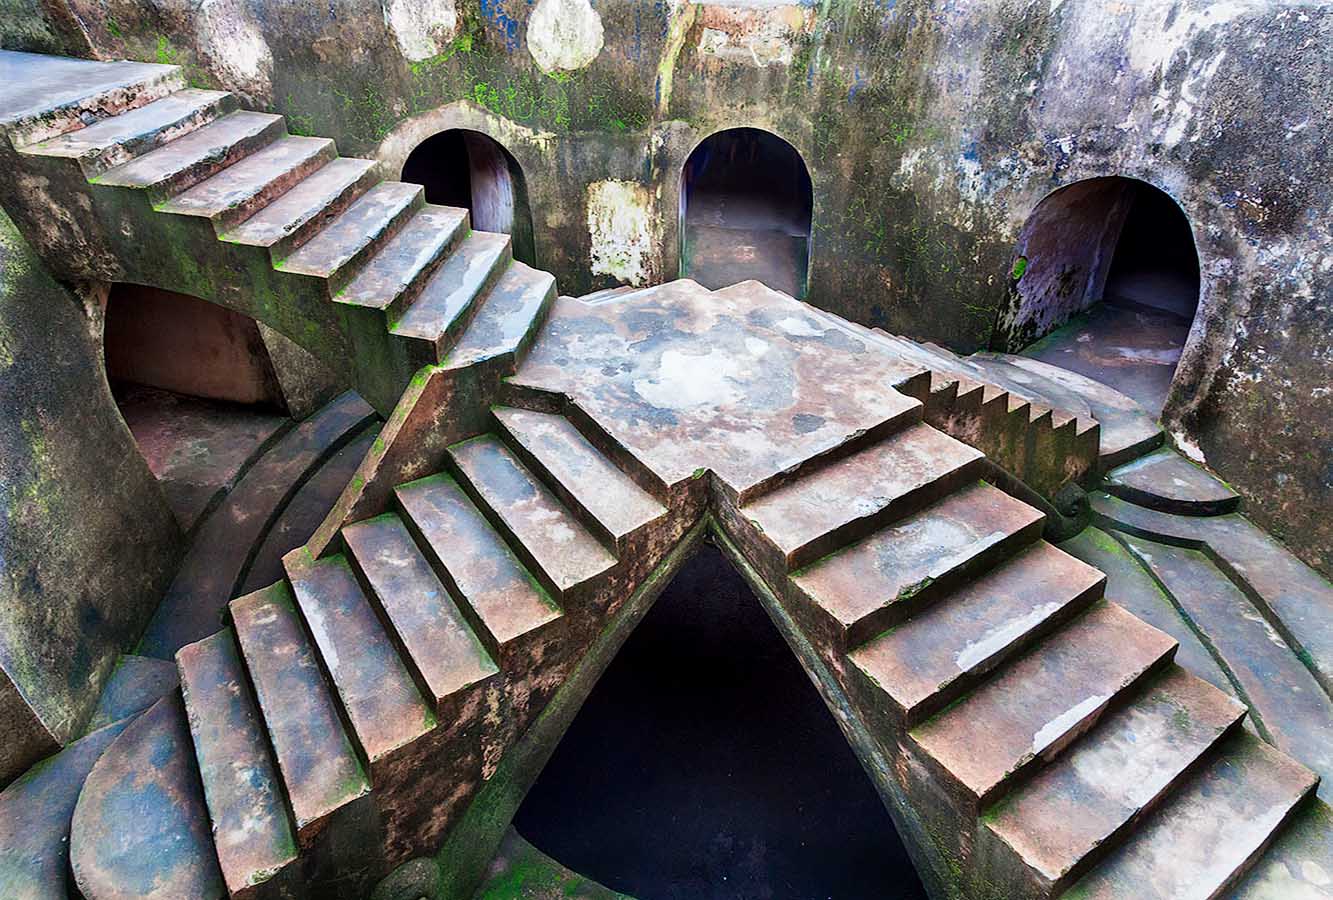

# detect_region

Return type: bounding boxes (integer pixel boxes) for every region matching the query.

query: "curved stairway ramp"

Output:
[0,51,553,415]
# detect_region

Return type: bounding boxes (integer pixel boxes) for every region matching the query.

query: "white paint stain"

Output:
[634,347,743,410]
[586,179,657,287]
[955,602,1062,672]
[526,0,604,74]
[775,315,822,337]
[384,0,460,62]
[195,0,274,105]
[1031,693,1109,756]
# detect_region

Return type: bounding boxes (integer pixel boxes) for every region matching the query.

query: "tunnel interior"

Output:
[514,542,926,899]
[680,128,814,300]
[1012,177,1201,418]
[401,128,537,266]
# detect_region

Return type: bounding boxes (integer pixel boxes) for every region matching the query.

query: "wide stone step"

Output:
[850,541,1105,726]
[791,481,1046,650]
[278,181,424,291]
[394,473,563,666]
[493,406,666,552]
[23,88,235,176]
[158,135,336,230]
[910,600,1178,808]
[1065,731,1318,899]
[741,422,985,570]
[393,230,513,364]
[1230,796,1333,899]
[983,666,1245,895]
[341,512,500,710]
[94,110,285,202]
[177,629,300,899]
[446,260,557,369]
[335,205,469,324]
[448,435,616,600]
[1103,448,1241,516]
[85,653,179,731]
[221,156,379,259]
[284,554,437,773]
[230,582,370,840]
[70,695,224,900]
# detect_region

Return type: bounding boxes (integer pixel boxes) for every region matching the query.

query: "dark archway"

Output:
[401,128,536,266]
[1002,177,1201,418]
[680,128,813,299]
[514,543,925,899]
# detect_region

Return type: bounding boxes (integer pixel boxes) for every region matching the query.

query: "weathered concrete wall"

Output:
[18,0,1333,572]
[0,209,181,786]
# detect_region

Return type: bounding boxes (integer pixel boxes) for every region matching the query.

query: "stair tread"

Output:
[24,88,230,166]
[70,695,225,900]
[393,230,511,340]
[158,134,333,221]
[395,473,563,648]
[230,582,369,834]
[447,261,555,368]
[1066,731,1318,900]
[850,541,1104,720]
[286,554,436,763]
[279,180,422,278]
[792,481,1045,641]
[986,666,1245,888]
[342,513,499,704]
[494,406,665,544]
[223,156,378,249]
[743,422,983,566]
[337,205,468,312]
[449,435,616,595]
[86,653,179,731]
[1105,448,1240,514]
[1230,796,1333,899]
[177,629,298,897]
[911,600,1178,804]
[95,110,282,189]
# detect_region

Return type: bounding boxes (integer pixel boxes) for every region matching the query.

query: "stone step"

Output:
[158,135,336,231]
[393,230,513,366]
[1230,796,1333,899]
[493,406,667,553]
[22,88,236,176]
[448,435,616,600]
[277,181,424,293]
[909,600,1178,809]
[335,205,469,325]
[85,653,179,732]
[93,110,286,203]
[1103,448,1240,516]
[230,582,370,840]
[791,481,1046,650]
[741,422,986,570]
[70,695,225,900]
[394,473,564,667]
[284,554,437,774]
[221,156,380,260]
[445,261,557,370]
[849,541,1105,726]
[177,629,301,900]
[1066,731,1319,899]
[982,666,1246,895]
[341,513,501,712]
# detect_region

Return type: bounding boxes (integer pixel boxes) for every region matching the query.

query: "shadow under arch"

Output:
[679,127,814,299]
[401,128,537,267]
[997,175,1202,419]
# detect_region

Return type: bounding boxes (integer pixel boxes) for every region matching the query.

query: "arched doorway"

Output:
[401,129,536,266]
[680,128,813,299]
[1001,177,1200,418]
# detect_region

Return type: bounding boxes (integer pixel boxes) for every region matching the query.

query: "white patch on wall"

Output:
[195,0,274,105]
[586,180,657,287]
[527,0,604,74]
[384,0,460,62]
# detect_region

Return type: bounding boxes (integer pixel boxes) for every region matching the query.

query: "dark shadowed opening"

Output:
[401,128,536,266]
[680,128,813,299]
[514,543,925,899]
[1006,177,1201,418]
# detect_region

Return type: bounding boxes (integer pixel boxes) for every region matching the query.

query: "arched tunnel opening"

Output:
[680,128,814,300]
[514,542,926,899]
[401,127,537,267]
[1006,177,1201,419]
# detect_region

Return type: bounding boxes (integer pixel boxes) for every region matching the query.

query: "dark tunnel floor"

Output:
[514,543,926,900]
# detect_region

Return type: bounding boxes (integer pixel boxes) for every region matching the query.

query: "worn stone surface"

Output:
[1232,798,1333,900]
[279,181,424,286]
[1104,447,1240,516]
[86,654,179,733]
[338,205,468,322]
[394,230,513,357]
[221,156,380,258]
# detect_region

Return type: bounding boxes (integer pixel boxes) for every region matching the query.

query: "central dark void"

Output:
[514,543,925,899]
